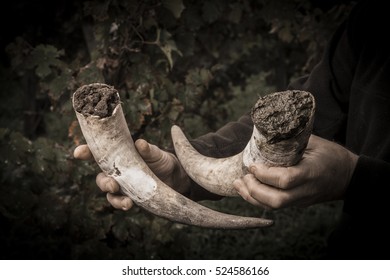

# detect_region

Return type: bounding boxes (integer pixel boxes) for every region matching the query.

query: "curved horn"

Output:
[172,90,315,196]
[72,83,273,229]
[171,125,243,197]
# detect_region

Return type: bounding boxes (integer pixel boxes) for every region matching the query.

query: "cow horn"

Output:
[172,90,315,196]
[72,83,273,229]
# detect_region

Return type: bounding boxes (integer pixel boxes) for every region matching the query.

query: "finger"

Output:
[233,178,272,210]
[106,193,133,210]
[135,139,172,167]
[235,174,292,209]
[248,163,307,190]
[134,138,151,157]
[135,139,162,163]
[73,144,93,160]
[96,172,120,193]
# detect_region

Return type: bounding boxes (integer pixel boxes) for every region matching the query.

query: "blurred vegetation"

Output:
[0,0,354,259]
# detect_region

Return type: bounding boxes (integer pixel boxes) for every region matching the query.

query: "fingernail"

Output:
[249,166,256,173]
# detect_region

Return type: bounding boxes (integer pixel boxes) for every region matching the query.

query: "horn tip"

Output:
[228,217,274,229]
[255,218,274,228]
[171,124,180,132]
[171,124,185,138]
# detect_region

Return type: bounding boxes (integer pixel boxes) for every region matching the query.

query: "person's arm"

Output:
[234,0,390,220]
[291,0,390,219]
[189,114,253,157]
[287,21,355,142]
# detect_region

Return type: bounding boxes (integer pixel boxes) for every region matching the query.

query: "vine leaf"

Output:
[163,0,185,19]
[27,44,64,78]
[157,29,183,70]
[202,1,223,23]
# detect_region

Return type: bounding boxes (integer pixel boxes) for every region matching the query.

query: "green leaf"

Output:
[76,61,105,84]
[163,0,185,19]
[5,37,32,73]
[182,4,204,31]
[43,67,75,101]
[35,192,68,230]
[228,3,243,23]
[112,219,130,242]
[0,184,38,219]
[185,67,213,87]
[202,1,223,23]
[158,29,183,70]
[9,131,33,154]
[278,26,294,43]
[83,1,110,21]
[28,45,64,78]
[167,98,184,121]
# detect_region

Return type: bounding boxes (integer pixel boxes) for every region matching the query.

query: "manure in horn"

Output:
[72,83,273,229]
[171,90,315,197]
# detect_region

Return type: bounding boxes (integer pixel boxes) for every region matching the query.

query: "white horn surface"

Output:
[172,90,315,197]
[73,83,273,229]
[171,125,243,197]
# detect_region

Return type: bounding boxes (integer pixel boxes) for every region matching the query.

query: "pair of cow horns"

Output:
[72,83,273,229]
[172,90,315,197]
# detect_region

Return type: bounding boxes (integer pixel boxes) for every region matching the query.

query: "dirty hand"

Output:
[233,134,358,210]
[73,139,191,210]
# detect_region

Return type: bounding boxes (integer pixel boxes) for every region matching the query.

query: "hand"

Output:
[73,139,191,210]
[233,134,358,210]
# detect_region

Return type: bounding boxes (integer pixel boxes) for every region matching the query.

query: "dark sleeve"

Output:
[190,114,253,157]
[344,156,390,220]
[288,20,357,143]
[342,1,390,227]
[290,0,390,239]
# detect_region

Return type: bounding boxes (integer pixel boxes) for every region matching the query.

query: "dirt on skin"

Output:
[251,90,315,144]
[73,83,120,118]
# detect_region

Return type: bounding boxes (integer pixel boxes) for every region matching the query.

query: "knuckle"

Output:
[96,173,118,193]
[243,173,256,184]
[241,192,251,202]
[269,193,290,209]
[238,189,251,202]
[278,173,295,189]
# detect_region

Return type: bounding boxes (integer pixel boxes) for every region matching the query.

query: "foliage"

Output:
[0,0,353,259]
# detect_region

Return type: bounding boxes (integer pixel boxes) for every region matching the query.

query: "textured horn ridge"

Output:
[172,90,315,196]
[72,83,273,229]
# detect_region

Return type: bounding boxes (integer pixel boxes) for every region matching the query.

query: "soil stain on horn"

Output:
[172,90,315,197]
[72,83,273,229]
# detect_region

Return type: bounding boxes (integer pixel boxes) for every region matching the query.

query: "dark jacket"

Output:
[187,0,390,259]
